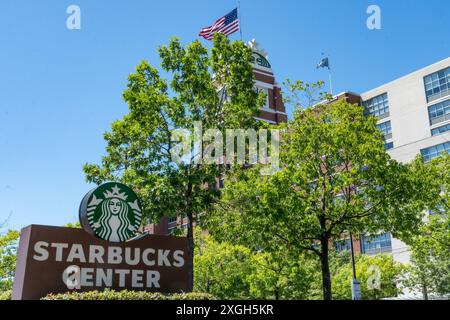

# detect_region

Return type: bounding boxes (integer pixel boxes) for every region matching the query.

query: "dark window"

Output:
[377,121,392,140]
[168,216,177,224]
[361,233,392,254]
[421,142,450,162]
[335,238,351,252]
[363,93,390,119]
[431,123,450,136]
[424,67,450,102]
[428,99,450,125]
[384,142,394,150]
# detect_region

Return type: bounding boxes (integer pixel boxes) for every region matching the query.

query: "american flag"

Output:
[199,8,240,40]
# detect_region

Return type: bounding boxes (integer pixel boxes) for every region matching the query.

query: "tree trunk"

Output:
[320,235,332,300]
[186,181,194,292]
[186,211,194,292]
[318,174,332,300]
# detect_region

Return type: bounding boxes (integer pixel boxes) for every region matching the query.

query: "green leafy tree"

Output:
[246,251,316,300]
[194,229,315,300]
[65,221,81,228]
[194,229,253,299]
[332,253,405,300]
[0,230,19,292]
[83,34,265,290]
[404,155,450,299]
[208,90,431,299]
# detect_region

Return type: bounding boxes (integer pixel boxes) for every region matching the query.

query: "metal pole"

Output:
[237,0,243,41]
[350,233,362,300]
[328,67,333,96]
[350,233,357,279]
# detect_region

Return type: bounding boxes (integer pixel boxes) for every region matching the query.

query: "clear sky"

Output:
[0,0,449,231]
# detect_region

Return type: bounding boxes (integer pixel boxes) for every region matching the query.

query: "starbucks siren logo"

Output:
[79,182,142,242]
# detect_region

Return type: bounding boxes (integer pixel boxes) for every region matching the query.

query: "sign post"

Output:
[351,279,362,300]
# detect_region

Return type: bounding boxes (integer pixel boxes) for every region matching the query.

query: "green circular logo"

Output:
[79,182,142,242]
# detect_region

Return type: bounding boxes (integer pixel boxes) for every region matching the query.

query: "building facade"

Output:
[247,39,288,125]
[335,57,450,263]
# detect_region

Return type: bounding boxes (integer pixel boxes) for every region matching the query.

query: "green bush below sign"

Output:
[41,290,213,300]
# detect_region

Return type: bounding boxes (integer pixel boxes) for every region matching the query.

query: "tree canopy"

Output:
[404,155,450,299]
[0,230,19,292]
[207,96,432,299]
[83,34,266,290]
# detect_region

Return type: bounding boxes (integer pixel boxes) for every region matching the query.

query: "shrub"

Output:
[0,290,12,300]
[331,254,406,300]
[41,290,214,300]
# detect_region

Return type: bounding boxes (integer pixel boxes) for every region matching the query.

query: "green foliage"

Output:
[282,79,332,109]
[82,34,265,289]
[194,229,253,299]
[0,230,19,292]
[0,290,11,300]
[194,229,315,300]
[331,254,406,300]
[41,290,213,300]
[207,93,429,299]
[83,34,264,222]
[404,155,450,299]
[65,221,81,228]
[246,251,316,300]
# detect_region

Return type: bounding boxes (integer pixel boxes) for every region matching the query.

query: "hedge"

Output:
[41,290,214,300]
[0,290,12,300]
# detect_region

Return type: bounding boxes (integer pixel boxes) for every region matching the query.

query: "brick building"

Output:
[248,39,288,124]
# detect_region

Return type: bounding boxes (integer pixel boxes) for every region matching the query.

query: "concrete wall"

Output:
[361,57,450,163]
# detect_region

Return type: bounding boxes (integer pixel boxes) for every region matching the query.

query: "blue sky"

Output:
[0,0,448,231]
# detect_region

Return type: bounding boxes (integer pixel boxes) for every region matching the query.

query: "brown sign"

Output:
[12,225,189,300]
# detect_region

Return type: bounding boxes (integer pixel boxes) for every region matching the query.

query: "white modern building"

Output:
[362,58,450,163]
[335,57,450,264]
[362,57,450,264]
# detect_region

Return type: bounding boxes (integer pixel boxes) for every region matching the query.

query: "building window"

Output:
[363,93,390,119]
[361,233,392,255]
[421,142,450,162]
[168,216,177,224]
[376,121,392,140]
[428,99,450,125]
[335,238,351,252]
[424,67,450,102]
[384,142,394,150]
[431,123,450,136]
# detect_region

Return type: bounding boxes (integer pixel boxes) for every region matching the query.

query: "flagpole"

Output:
[237,0,243,41]
[328,66,333,96]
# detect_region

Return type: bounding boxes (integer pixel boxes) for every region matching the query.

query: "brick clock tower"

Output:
[248,39,288,125]
[145,40,288,236]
